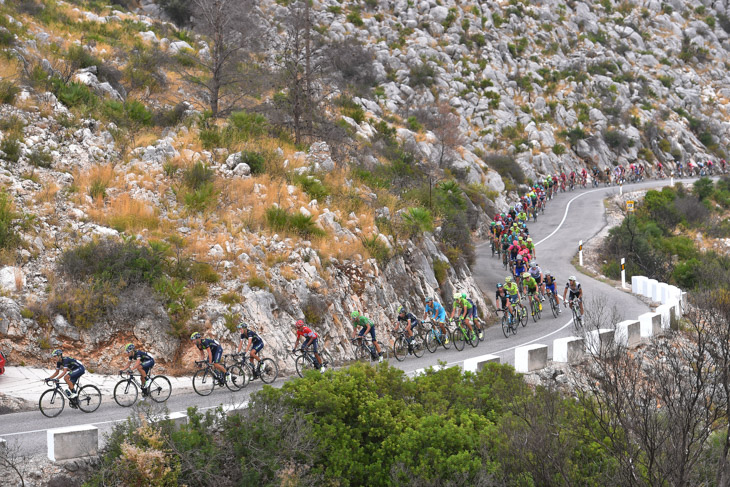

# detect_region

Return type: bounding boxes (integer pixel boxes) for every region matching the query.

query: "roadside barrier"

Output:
[47,425,98,462]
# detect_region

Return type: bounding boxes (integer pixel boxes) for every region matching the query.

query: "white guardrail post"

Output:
[578,240,583,266]
[47,425,99,462]
[621,258,626,288]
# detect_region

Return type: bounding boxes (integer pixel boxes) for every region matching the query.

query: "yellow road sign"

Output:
[626,200,635,212]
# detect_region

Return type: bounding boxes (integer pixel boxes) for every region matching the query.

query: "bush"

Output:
[603,129,629,150]
[159,0,193,26]
[483,154,525,184]
[0,137,21,163]
[153,103,188,127]
[409,62,435,87]
[693,177,714,200]
[432,259,449,285]
[55,81,98,109]
[0,80,20,105]
[0,191,19,250]
[362,234,391,265]
[248,274,268,290]
[302,294,327,325]
[183,162,214,190]
[228,110,268,140]
[198,128,222,150]
[552,143,566,155]
[293,173,329,200]
[88,178,108,200]
[401,207,434,236]
[239,150,265,175]
[0,28,15,47]
[265,206,326,238]
[346,11,364,26]
[28,147,53,168]
[183,182,217,212]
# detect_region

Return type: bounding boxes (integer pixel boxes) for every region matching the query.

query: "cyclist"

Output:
[47,349,85,400]
[543,270,560,313]
[495,283,510,318]
[122,344,154,390]
[396,305,420,344]
[563,276,584,318]
[351,311,384,362]
[513,253,528,281]
[424,297,449,344]
[450,292,476,340]
[524,237,535,259]
[292,319,325,371]
[504,276,522,319]
[237,322,265,376]
[528,261,544,300]
[461,292,482,339]
[522,272,541,313]
[191,332,229,383]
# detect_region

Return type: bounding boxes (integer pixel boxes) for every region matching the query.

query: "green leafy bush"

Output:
[228,110,268,140]
[346,10,364,26]
[239,150,266,175]
[0,80,20,105]
[0,191,19,250]
[28,147,53,168]
[362,234,391,265]
[0,137,21,163]
[401,207,434,236]
[409,62,435,87]
[183,182,217,212]
[183,162,214,190]
[265,206,325,238]
[293,174,329,200]
[483,154,525,184]
[552,143,566,155]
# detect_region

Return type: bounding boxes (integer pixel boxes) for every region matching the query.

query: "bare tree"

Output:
[424,101,465,168]
[0,441,27,487]
[176,0,266,118]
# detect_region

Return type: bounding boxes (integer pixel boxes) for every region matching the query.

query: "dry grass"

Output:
[76,164,117,200]
[35,181,59,205]
[87,193,161,232]
[316,235,367,261]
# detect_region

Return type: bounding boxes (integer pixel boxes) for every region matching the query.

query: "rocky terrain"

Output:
[0,0,729,372]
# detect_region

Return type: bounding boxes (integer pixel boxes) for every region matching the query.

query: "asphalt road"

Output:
[0,176,694,457]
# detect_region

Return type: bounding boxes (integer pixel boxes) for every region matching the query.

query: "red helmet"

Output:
[295,319,305,328]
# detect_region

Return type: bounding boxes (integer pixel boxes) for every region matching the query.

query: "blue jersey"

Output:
[425,301,446,322]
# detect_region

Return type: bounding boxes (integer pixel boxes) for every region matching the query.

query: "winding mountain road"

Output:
[0,177,692,457]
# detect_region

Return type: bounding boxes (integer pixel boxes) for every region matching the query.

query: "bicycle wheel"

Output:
[520,305,528,327]
[39,388,65,418]
[501,314,510,338]
[442,328,453,349]
[453,327,466,351]
[532,301,538,323]
[425,329,438,353]
[113,379,138,407]
[259,358,279,384]
[354,343,370,362]
[193,369,216,396]
[412,334,426,358]
[573,307,583,331]
[469,326,479,348]
[393,336,408,362]
[295,355,315,377]
[550,295,559,318]
[148,375,172,402]
[225,364,247,391]
[77,385,101,413]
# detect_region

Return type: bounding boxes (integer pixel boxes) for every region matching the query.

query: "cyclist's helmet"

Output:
[496,283,503,289]
[523,272,531,278]
[505,276,513,283]
[237,321,249,330]
[461,293,467,299]
[397,305,405,315]
[425,296,433,303]
[490,221,495,226]
[516,254,523,261]
[453,292,461,300]
[527,237,533,242]
[351,311,360,319]
[190,332,201,340]
[530,262,537,268]
[295,319,305,328]
[51,349,63,357]
[124,343,135,353]
[568,276,576,281]
[545,270,552,275]
[513,240,518,246]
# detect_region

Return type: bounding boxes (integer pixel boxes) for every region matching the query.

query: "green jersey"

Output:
[353,316,373,328]
[453,297,472,311]
[523,276,538,291]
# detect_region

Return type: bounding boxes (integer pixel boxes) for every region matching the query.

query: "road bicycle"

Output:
[290,347,333,377]
[423,320,451,352]
[451,318,479,351]
[39,378,101,418]
[566,298,583,331]
[391,326,426,361]
[546,288,560,318]
[472,315,485,341]
[350,336,389,363]
[526,292,542,322]
[192,360,239,396]
[113,370,172,407]
[228,353,280,385]
[514,298,528,327]
[496,309,517,338]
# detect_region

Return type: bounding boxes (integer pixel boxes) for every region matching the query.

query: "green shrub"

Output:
[0,28,15,47]
[88,178,107,200]
[402,207,434,236]
[552,143,566,155]
[409,62,435,87]
[658,75,674,88]
[28,147,53,168]
[66,45,100,70]
[228,110,268,140]
[658,139,671,152]
[346,11,364,26]
[362,234,391,265]
[158,0,193,26]
[220,292,241,305]
[265,206,325,238]
[199,128,222,150]
[0,191,19,250]
[483,154,525,184]
[433,259,449,284]
[0,80,20,105]
[0,137,21,163]
[183,162,214,190]
[406,116,423,132]
[601,260,621,279]
[603,129,629,150]
[55,81,98,109]
[248,274,268,290]
[191,261,220,283]
[239,151,266,175]
[183,182,217,212]
[293,174,329,200]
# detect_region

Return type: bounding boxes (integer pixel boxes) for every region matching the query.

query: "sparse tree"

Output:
[176,0,265,118]
[424,101,465,168]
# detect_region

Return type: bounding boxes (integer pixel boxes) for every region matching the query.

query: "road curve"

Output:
[0,176,695,456]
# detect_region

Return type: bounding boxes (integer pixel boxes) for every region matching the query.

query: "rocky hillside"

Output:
[0,0,728,372]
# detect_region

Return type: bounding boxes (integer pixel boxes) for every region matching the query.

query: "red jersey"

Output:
[296,326,318,339]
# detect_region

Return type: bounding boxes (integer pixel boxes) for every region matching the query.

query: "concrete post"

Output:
[553,337,584,364]
[48,425,99,462]
[463,354,500,373]
[615,320,641,348]
[638,312,662,337]
[515,344,549,373]
[632,275,647,294]
[586,329,616,355]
